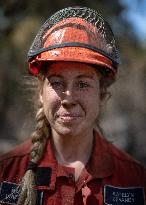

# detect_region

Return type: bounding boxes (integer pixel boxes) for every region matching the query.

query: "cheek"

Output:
[84,93,101,116]
[42,88,61,118]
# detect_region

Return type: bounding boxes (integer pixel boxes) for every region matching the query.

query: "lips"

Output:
[59,112,82,117]
[60,113,81,117]
[56,112,82,123]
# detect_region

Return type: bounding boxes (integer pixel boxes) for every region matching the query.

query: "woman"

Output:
[0,7,145,205]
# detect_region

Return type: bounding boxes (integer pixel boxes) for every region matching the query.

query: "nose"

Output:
[61,90,77,107]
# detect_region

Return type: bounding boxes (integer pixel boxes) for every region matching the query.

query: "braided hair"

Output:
[17,76,50,205]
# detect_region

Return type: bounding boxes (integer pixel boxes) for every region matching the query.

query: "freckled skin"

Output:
[40,62,101,138]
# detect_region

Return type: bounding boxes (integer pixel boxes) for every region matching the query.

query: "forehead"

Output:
[46,62,100,78]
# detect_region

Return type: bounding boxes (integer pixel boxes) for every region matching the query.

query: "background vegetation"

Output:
[0,0,146,166]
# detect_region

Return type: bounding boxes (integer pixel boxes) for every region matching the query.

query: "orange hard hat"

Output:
[28,7,120,85]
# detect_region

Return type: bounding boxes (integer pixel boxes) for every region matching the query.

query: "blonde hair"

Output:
[17,79,50,205]
[17,66,110,205]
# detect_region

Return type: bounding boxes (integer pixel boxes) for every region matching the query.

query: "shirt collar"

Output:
[85,130,115,179]
[36,131,115,190]
[37,138,74,190]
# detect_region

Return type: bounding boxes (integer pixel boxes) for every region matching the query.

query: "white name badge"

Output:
[104,185,145,205]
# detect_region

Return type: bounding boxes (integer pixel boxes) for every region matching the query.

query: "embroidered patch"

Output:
[104,185,145,205]
[0,181,44,205]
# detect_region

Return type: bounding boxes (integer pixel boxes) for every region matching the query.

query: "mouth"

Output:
[57,113,82,123]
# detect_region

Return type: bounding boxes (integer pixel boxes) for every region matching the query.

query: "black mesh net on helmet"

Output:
[28,7,120,67]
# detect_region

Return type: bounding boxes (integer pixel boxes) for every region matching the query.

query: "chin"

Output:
[53,123,80,137]
[52,120,91,137]
[57,127,76,137]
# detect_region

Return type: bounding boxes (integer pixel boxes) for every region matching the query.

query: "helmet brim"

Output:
[29,47,116,77]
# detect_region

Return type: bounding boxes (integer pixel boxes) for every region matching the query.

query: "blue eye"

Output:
[78,81,90,89]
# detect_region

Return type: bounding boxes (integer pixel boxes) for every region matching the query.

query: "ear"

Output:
[99,95,107,111]
[99,96,105,107]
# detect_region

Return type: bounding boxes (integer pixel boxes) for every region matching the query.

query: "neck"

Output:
[51,129,94,166]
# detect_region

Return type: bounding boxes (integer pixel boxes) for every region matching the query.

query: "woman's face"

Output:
[40,62,101,138]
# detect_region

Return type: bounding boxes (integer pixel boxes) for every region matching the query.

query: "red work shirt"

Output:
[0,132,146,205]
